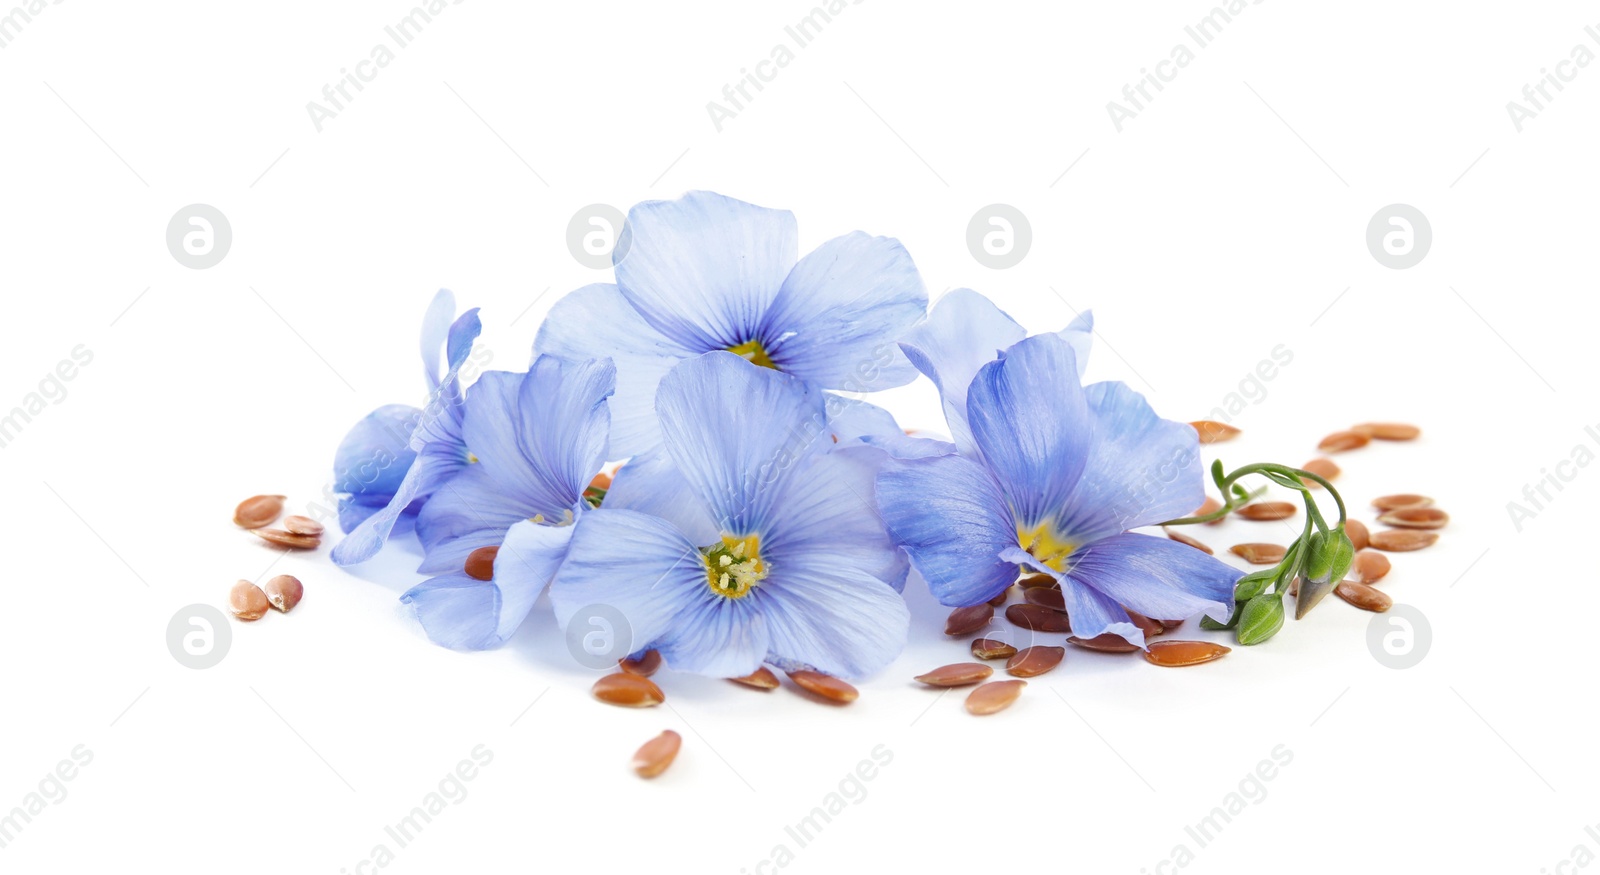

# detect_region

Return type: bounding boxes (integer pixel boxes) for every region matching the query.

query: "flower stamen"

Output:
[704,534,767,598]
[1017,522,1076,572]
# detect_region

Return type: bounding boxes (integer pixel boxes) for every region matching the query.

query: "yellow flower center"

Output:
[1017,522,1076,572]
[704,533,768,599]
[727,339,778,370]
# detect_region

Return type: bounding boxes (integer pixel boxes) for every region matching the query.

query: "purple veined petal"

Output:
[614,191,798,353]
[332,404,420,501]
[1057,308,1093,372]
[898,289,1027,455]
[419,289,456,393]
[966,333,1092,531]
[754,558,910,680]
[602,449,720,546]
[1053,381,1205,543]
[548,509,750,672]
[1058,532,1237,627]
[401,520,577,651]
[764,447,908,593]
[655,594,770,679]
[877,452,1018,606]
[655,351,828,536]
[760,231,926,392]
[535,283,695,459]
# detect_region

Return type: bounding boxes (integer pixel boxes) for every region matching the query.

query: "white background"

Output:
[1,1,1593,872]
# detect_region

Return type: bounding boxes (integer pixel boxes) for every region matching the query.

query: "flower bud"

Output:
[1294,527,1356,619]
[1236,593,1286,645]
[1233,569,1277,602]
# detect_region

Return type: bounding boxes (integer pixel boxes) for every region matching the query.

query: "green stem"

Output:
[1162,461,1347,529]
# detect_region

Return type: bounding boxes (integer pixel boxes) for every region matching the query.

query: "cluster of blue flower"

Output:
[330,191,1242,680]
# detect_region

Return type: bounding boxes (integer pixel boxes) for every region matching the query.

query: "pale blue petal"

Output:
[411,308,481,453]
[419,289,456,392]
[898,289,1027,454]
[614,191,797,352]
[331,300,484,564]
[755,560,909,679]
[332,404,419,500]
[655,352,827,535]
[534,283,692,458]
[398,573,501,650]
[602,450,720,546]
[337,496,384,533]
[414,466,578,574]
[415,357,613,571]
[333,443,463,567]
[1002,543,1146,646]
[877,453,1017,606]
[460,358,613,518]
[1054,381,1205,542]
[1062,533,1236,626]
[549,509,703,650]
[822,395,900,445]
[445,306,481,373]
[1061,574,1145,646]
[401,520,575,651]
[1057,309,1093,371]
[966,334,1091,530]
[860,431,958,460]
[765,448,908,592]
[655,595,770,678]
[761,232,926,391]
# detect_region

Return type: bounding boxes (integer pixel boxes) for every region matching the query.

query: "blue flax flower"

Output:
[892,288,1092,458]
[331,290,481,565]
[547,351,909,679]
[877,332,1238,646]
[398,355,615,650]
[535,190,927,458]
